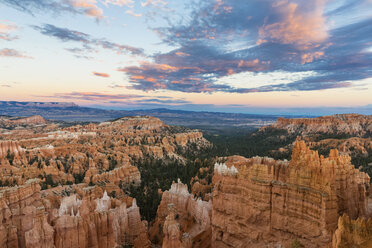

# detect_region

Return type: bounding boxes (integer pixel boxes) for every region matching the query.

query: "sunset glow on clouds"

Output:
[0,0,371,112]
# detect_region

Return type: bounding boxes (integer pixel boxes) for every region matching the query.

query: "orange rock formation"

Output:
[212,141,370,248]
[0,141,24,158]
[151,179,212,248]
[0,180,150,248]
[332,214,372,248]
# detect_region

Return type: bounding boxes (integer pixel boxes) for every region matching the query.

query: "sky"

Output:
[0,0,372,115]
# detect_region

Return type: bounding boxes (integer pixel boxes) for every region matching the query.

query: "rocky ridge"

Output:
[0,115,47,126]
[261,114,372,137]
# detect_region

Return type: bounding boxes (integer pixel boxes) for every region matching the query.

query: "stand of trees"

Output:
[125,147,217,222]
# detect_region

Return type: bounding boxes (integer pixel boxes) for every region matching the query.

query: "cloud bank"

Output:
[118,0,371,93]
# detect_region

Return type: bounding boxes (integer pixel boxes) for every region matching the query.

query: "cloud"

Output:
[104,0,134,7]
[118,46,268,92]
[1,0,104,20]
[125,10,142,17]
[136,98,190,104]
[117,0,372,93]
[257,0,328,48]
[0,48,33,58]
[35,24,90,42]
[0,21,19,41]
[34,24,145,57]
[51,92,143,101]
[141,0,167,7]
[67,0,103,19]
[108,83,125,88]
[0,81,18,87]
[231,81,352,93]
[2,0,145,20]
[326,0,365,16]
[65,48,95,59]
[93,71,110,77]
[42,91,190,106]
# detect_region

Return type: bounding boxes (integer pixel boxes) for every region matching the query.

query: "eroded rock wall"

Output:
[212,141,370,248]
[0,180,149,248]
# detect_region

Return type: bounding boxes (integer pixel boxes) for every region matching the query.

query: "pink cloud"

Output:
[258,0,328,48]
[301,51,324,64]
[0,21,18,41]
[67,0,103,19]
[93,71,110,77]
[0,48,33,59]
[175,51,190,57]
[125,10,142,17]
[238,59,260,68]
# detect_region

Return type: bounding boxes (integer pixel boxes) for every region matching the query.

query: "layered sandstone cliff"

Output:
[260,114,372,137]
[212,141,370,248]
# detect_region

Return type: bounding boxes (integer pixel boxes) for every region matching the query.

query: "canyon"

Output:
[0,114,372,247]
[0,115,210,187]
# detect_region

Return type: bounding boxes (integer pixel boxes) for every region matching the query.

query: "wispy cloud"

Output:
[125,9,142,17]
[33,24,145,57]
[42,91,191,105]
[93,71,110,77]
[51,92,143,101]
[1,0,104,20]
[67,0,103,19]
[103,0,134,7]
[108,83,125,88]
[0,48,33,58]
[2,0,142,20]
[0,20,19,41]
[141,0,167,7]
